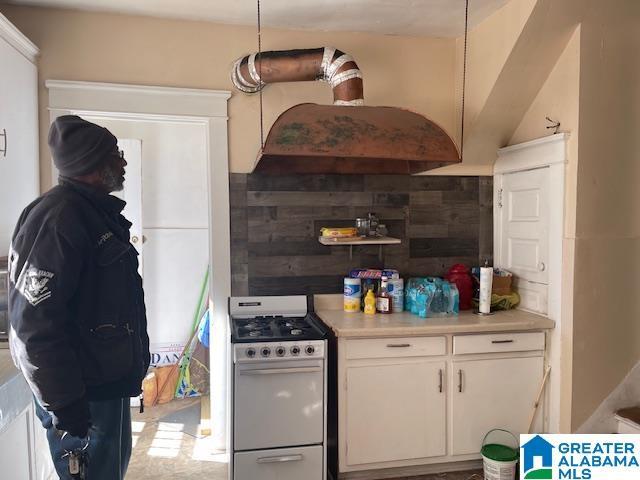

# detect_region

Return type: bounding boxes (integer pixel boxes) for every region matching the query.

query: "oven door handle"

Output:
[239,367,322,375]
[257,454,304,464]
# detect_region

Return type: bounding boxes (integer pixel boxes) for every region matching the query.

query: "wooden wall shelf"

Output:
[318,236,401,259]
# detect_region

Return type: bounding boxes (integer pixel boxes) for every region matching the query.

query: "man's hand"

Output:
[51,397,91,438]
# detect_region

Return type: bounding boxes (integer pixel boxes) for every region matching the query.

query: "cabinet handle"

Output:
[491,340,514,344]
[438,369,443,393]
[240,367,322,375]
[257,454,304,464]
[458,369,463,393]
[386,343,411,348]
[0,129,6,157]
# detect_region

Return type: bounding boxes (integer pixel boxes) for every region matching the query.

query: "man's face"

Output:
[99,148,127,193]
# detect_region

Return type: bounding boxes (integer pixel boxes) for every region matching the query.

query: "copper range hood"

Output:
[231,47,460,175]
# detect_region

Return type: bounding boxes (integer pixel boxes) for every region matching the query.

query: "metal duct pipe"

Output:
[231,47,364,106]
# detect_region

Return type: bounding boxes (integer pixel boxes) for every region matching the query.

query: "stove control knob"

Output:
[246,348,256,358]
[261,347,271,357]
[305,345,315,356]
[290,346,301,356]
[275,346,286,357]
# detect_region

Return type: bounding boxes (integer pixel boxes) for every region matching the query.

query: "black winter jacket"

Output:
[8,178,150,417]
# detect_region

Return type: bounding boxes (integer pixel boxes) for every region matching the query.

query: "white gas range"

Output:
[229,295,334,480]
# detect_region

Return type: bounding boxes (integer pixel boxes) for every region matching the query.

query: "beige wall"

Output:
[451,0,640,430]
[570,0,640,430]
[510,27,580,239]
[430,0,579,175]
[425,0,536,176]
[0,5,456,187]
[509,27,581,432]
[459,0,537,136]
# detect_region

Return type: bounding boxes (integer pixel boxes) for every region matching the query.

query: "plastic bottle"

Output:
[376,276,392,314]
[364,290,376,315]
[344,277,362,312]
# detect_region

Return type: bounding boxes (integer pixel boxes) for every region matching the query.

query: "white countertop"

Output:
[314,295,554,338]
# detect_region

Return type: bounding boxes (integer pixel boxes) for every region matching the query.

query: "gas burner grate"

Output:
[232,314,326,343]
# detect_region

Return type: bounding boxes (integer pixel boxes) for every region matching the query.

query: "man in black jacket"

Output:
[8,115,150,480]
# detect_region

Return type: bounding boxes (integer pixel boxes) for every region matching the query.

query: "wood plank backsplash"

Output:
[230,174,493,296]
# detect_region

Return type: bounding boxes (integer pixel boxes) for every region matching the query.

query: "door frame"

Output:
[494,133,568,434]
[45,80,232,451]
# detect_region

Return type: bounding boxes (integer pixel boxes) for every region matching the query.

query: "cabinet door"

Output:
[345,360,446,466]
[451,356,543,456]
[0,35,39,256]
[0,406,35,480]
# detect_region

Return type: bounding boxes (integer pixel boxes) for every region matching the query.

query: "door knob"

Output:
[538,262,546,272]
[131,236,139,244]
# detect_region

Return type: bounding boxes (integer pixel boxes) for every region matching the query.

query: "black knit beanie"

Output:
[48,115,117,177]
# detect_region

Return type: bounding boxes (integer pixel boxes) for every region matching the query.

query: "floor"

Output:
[128,398,484,480]
[128,397,228,479]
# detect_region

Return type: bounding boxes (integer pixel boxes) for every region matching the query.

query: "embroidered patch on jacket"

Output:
[16,266,55,307]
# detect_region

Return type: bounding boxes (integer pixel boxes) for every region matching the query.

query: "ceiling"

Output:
[4,0,511,37]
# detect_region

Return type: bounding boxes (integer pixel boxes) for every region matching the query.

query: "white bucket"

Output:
[481,429,519,480]
[482,455,518,480]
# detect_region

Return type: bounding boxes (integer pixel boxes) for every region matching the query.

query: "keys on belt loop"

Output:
[61,432,90,479]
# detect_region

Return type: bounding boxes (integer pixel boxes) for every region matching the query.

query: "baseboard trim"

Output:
[338,460,483,479]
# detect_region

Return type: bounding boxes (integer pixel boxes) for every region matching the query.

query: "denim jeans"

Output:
[34,397,132,480]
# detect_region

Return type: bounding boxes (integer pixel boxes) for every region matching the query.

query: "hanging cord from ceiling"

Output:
[257,0,265,150]
[460,0,470,160]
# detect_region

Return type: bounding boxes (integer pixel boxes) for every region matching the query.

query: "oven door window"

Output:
[234,359,324,451]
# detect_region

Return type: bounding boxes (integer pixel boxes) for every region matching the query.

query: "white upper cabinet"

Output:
[0,14,39,256]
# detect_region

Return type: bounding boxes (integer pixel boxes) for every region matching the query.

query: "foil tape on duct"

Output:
[231,47,364,106]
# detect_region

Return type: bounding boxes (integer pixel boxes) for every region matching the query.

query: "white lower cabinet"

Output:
[345,360,446,466]
[0,404,35,480]
[339,332,545,473]
[451,356,543,456]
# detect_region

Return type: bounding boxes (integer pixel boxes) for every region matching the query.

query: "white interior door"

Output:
[113,138,143,273]
[345,360,446,466]
[498,167,550,284]
[143,229,209,347]
[77,116,210,352]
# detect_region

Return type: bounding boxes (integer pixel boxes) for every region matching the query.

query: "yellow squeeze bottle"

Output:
[364,290,376,315]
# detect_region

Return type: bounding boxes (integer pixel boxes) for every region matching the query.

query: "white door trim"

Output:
[45,80,232,451]
[494,133,568,173]
[0,12,39,63]
[494,133,567,434]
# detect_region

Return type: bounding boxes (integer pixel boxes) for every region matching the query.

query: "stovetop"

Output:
[231,313,328,343]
